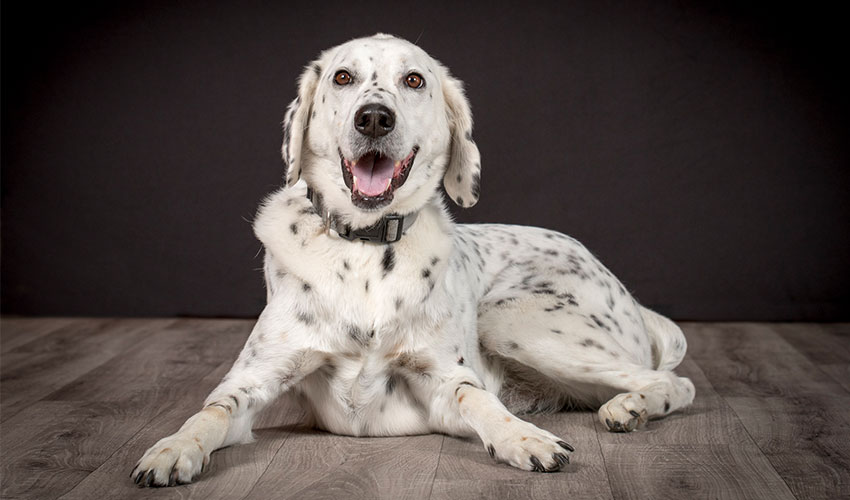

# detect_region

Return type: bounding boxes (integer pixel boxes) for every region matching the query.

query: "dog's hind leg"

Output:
[478,299,694,431]
[595,368,695,431]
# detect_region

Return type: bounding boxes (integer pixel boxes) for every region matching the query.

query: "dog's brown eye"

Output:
[334,70,352,86]
[405,73,424,89]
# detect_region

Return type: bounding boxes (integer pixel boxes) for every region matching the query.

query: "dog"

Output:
[132,33,694,487]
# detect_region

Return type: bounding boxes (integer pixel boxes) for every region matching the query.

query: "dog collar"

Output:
[306,187,418,244]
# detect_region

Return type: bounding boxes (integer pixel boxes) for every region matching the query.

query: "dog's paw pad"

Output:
[599,392,648,432]
[488,420,574,472]
[130,434,209,487]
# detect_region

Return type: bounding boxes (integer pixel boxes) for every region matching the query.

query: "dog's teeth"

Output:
[385,178,392,189]
[353,176,359,189]
[394,161,401,167]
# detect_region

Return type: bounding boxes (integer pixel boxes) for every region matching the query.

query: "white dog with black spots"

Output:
[132,33,694,487]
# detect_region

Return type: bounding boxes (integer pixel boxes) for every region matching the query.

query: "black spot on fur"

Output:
[664,400,671,412]
[457,356,464,365]
[508,341,519,351]
[470,171,480,199]
[465,130,474,142]
[589,314,611,331]
[302,282,311,292]
[382,246,396,276]
[372,71,378,81]
[386,374,398,394]
[551,329,563,334]
[312,63,321,76]
[431,256,439,266]
[343,260,350,270]
[365,280,370,293]
[395,297,403,310]
[289,223,298,235]
[348,325,369,345]
[456,173,462,183]
[579,338,603,348]
[296,312,315,325]
[422,268,431,279]
[456,196,464,206]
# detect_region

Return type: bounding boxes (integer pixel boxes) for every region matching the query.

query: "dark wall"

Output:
[2,1,848,320]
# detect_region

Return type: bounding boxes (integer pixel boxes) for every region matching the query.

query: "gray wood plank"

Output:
[0,399,168,500]
[726,395,850,499]
[0,317,78,353]
[771,323,850,365]
[601,444,796,500]
[0,319,175,422]
[244,430,443,500]
[43,318,252,403]
[820,363,850,392]
[431,411,613,500]
[682,322,847,398]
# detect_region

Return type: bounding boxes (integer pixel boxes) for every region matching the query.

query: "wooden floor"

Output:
[0,319,848,499]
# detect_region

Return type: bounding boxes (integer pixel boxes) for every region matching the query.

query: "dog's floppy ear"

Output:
[282,62,321,187]
[441,74,481,208]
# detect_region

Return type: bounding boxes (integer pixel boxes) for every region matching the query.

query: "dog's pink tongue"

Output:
[352,153,394,196]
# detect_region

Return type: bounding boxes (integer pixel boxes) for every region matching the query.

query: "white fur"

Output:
[132,34,694,486]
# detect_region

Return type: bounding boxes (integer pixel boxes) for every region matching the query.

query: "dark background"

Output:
[2,1,848,320]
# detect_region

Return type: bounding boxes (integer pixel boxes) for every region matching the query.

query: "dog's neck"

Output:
[306,187,419,244]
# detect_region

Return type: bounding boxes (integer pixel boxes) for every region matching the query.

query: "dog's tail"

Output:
[639,306,687,371]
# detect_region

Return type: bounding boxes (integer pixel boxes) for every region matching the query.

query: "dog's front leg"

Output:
[131,310,324,487]
[443,377,574,472]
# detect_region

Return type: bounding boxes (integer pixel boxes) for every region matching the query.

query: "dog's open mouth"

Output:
[340,147,418,210]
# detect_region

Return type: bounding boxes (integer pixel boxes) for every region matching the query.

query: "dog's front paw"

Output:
[131,433,209,487]
[487,420,574,472]
[599,392,649,432]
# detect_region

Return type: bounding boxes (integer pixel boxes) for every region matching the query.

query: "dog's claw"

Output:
[553,452,570,466]
[629,410,641,418]
[557,440,575,452]
[530,455,545,472]
[134,471,145,485]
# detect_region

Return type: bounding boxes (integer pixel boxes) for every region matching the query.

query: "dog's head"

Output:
[281,34,481,227]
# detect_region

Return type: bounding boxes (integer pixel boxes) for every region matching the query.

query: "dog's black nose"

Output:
[354,104,395,138]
